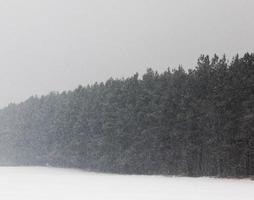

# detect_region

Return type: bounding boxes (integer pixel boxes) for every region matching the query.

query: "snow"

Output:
[0,167,253,200]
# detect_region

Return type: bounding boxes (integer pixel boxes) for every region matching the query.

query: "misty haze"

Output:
[0,0,254,199]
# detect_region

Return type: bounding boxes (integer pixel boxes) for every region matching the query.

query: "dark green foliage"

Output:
[0,53,254,177]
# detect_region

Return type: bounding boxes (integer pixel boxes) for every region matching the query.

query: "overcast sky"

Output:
[0,0,254,108]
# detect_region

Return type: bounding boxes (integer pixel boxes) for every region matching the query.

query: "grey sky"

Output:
[0,0,254,108]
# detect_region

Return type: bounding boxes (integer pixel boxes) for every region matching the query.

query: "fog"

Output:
[0,0,254,108]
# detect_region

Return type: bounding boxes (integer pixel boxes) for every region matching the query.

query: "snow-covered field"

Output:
[0,167,253,200]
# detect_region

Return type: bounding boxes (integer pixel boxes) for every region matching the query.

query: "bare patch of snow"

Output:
[0,167,253,200]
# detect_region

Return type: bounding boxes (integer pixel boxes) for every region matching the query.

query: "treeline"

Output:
[0,53,254,177]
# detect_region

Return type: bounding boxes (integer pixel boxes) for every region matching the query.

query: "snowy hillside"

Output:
[0,167,253,200]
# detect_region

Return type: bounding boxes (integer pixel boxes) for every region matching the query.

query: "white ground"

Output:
[0,167,253,200]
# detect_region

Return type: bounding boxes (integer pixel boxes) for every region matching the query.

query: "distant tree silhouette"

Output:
[0,53,254,177]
